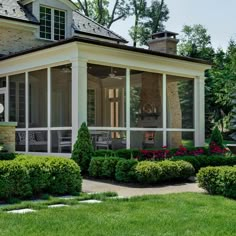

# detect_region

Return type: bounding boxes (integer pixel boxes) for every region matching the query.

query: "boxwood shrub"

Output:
[135,161,162,184]
[115,159,138,182]
[0,153,16,161]
[115,149,140,159]
[0,156,82,200]
[0,161,32,200]
[89,157,120,179]
[197,166,236,198]
[93,150,115,157]
[172,155,236,172]
[135,160,195,184]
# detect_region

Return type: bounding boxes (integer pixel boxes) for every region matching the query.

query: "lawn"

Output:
[0,193,235,236]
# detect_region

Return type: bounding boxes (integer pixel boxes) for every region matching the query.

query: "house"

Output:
[0,0,211,155]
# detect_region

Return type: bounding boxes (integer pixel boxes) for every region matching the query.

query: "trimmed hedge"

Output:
[197,166,236,198]
[115,149,140,160]
[89,157,120,179]
[0,161,32,199]
[0,153,16,161]
[115,159,138,182]
[135,160,195,184]
[172,155,236,172]
[135,161,162,184]
[0,156,82,200]
[93,150,115,157]
[89,157,194,185]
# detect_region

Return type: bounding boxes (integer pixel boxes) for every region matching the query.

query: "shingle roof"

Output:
[0,0,38,24]
[73,11,128,43]
[0,0,127,43]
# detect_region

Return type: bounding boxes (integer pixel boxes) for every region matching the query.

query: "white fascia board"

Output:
[21,0,35,5]
[0,19,38,31]
[77,42,211,78]
[59,0,78,10]
[0,43,78,75]
[0,40,211,78]
[22,0,77,10]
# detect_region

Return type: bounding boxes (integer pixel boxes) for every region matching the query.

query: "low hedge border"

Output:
[172,155,236,172]
[135,160,195,184]
[0,156,82,200]
[89,157,120,179]
[197,166,236,198]
[88,157,194,184]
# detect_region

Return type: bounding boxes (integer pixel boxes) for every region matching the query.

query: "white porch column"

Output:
[198,76,205,146]
[194,76,205,146]
[71,58,88,145]
[162,73,167,146]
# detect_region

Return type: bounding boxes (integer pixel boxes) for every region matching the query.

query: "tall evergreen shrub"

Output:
[209,126,224,148]
[71,122,94,174]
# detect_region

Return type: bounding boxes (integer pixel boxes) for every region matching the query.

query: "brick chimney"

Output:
[147,31,179,54]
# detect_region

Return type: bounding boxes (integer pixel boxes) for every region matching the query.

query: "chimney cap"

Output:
[151,31,178,39]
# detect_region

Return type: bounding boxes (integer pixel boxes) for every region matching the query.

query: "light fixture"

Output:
[61,65,72,73]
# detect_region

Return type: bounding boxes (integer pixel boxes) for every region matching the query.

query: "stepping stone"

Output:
[59,196,77,200]
[48,204,68,208]
[80,200,102,204]
[7,208,36,214]
[109,196,126,199]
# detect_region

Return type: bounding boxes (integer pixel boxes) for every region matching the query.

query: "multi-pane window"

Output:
[40,6,66,40]
[54,10,66,40]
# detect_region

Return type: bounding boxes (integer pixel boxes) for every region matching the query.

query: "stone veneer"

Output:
[0,26,51,55]
[0,122,17,153]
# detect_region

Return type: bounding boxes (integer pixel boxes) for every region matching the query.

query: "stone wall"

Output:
[0,123,17,153]
[0,26,51,55]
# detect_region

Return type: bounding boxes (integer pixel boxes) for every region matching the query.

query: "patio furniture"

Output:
[94,131,112,150]
[16,131,47,152]
[57,131,72,153]
[112,138,126,150]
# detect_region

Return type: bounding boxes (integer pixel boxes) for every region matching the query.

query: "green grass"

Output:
[0,193,235,236]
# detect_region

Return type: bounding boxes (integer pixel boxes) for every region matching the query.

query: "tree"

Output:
[129,0,147,47]
[77,0,131,28]
[129,0,169,46]
[178,24,215,61]
[209,126,224,148]
[71,122,94,174]
[206,41,236,134]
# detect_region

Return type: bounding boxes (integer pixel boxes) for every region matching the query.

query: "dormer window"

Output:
[40,6,66,40]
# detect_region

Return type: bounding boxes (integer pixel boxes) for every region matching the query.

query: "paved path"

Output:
[82,179,205,197]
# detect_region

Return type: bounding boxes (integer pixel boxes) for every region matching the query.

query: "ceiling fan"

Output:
[107,68,124,80]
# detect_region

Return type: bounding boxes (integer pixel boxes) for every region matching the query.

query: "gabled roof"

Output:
[0,0,127,43]
[0,0,39,25]
[73,11,128,43]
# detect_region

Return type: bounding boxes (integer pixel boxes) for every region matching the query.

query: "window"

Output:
[40,6,66,40]
[9,73,25,128]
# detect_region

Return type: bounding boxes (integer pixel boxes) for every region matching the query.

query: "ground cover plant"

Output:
[0,193,235,236]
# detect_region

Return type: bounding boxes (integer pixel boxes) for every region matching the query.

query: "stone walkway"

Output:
[82,179,205,197]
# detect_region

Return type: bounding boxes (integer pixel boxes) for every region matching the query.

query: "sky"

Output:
[109,0,236,50]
